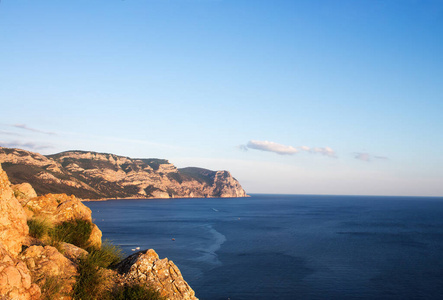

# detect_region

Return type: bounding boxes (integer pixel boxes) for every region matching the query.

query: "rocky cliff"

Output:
[0,147,247,200]
[0,162,198,299]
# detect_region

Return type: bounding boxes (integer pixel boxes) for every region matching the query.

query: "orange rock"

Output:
[20,245,77,299]
[0,163,29,256]
[117,249,198,300]
[25,193,92,223]
[0,243,41,300]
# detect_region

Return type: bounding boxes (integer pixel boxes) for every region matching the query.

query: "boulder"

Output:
[25,193,103,249]
[117,249,198,300]
[0,243,41,300]
[20,245,77,299]
[11,183,38,204]
[89,224,103,249]
[25,193,93,223]
[58,243,88,263]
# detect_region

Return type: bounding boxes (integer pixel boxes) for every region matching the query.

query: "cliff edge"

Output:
[0,162,198,299]
[0,147,247,200]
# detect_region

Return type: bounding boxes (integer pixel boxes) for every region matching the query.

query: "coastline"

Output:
[82,194,251,202]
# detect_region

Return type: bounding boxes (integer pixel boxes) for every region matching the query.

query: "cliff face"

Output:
[0,147,247,200]
[0,163,199,299]
[0,163,41,299]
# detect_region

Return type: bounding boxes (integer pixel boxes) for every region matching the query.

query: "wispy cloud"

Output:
[246,140,299,155]
[0,141,53,151]
[0,130,20,136]
[354,152,389,162]
[355,153,371,161]
[309,147,336,157]
[237,144,249,152]
[241,140,336,157]
[13,124,56,135]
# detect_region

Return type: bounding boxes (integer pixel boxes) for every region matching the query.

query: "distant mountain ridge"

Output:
[0,147,247,199]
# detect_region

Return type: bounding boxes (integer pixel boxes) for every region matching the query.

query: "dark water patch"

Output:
[193,252,313,300]
[85,195,443,299]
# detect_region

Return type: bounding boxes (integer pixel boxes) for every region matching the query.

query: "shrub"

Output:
[73,255,104,300]
[73,242,123,299]
[40,276,67,300]
[110,283,165,300]
[87,240,123,268]
[50,219,92,249]
[27,218,51,239]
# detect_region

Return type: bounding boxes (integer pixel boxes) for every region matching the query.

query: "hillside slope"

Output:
[0,147,247,199]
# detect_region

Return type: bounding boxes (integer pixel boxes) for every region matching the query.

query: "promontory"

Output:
[0,147,247,200]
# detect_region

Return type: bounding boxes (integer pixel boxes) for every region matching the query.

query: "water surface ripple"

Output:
[85,194,443,299]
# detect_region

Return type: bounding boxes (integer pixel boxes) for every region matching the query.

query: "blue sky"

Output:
[1,0,442,196]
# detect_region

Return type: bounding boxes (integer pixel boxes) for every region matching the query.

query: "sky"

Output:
[1,0,442,196]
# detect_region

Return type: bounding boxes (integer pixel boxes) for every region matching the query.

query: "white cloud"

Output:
[242,140,336,157]
[246,140,299,155]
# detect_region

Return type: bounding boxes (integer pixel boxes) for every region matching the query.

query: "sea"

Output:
[84,194,443,300]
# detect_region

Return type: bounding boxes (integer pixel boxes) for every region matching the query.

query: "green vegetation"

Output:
[50,219,93,249]
[13,189,25,199]
[167,172,183,184]
[140,158,169,171]
[73,241,123,299]
[87,241,123,268]
[27,216,163,300]
[40,276,67,300]
[73,255,105,300]
[110,283,165,300]
[72,241,164,300]
[27,218,51,240]
[178,167,216,185]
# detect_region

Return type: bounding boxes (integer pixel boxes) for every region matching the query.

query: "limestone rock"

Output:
[20,245,77,299]
[58,243,88,263]
[1,147,248,200]
[25,193,92,223]
[0,243,41,300]
[117,249,198,300]
[0,163,29,256]
[213,170,248,197]
[25,193,103,248]
[11,183,37,204]
[89,224,103,249]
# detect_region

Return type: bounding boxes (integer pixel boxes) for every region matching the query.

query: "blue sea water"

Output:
[84,194,443,299]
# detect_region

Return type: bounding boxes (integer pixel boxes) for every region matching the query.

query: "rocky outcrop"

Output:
[0,164,41,299]
[0,147,248,200]
[23,193,102,248]
[0,164,29,256]
[12,183,37,203]
[1,162,199,299]
[117,249,198,300]
[58,243,88,263]
[20,246,77,299]
[25,194,92,222]
[0,244,41,300]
